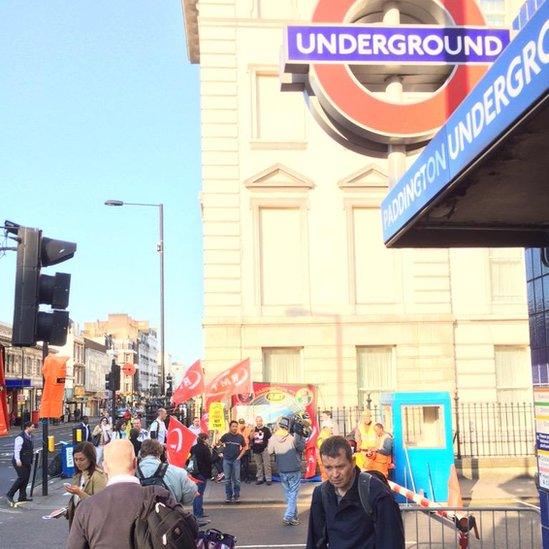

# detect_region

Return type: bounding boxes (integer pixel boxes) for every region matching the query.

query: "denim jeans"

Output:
[279,471,301,520]
[223,458,241,499]
[192,474,207,517]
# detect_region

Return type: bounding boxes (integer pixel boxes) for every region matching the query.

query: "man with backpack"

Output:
[306,436,404,549]
[67,439,198,549]
[137,439,197,506]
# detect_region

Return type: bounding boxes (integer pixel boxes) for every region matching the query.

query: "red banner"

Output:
[171,359,204,406]
[0,345,9,436]
[166,416,197,468]
[233,382,319,478]
[205,358,253,408]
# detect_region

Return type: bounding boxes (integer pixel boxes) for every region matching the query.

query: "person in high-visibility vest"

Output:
[367,422,393,478]
[354,410,377,471]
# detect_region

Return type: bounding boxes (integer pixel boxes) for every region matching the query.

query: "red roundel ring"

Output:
[311,0,489,140]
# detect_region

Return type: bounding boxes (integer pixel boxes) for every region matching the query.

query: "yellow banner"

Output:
[208,401,225,431]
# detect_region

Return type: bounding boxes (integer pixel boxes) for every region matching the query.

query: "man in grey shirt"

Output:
[268,416,305,526]
[137,439,197,505]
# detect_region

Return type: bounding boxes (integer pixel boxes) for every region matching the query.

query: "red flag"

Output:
[0,345,9,436]
[166,416,197,468]
[171,360,204,406]
[204,358,253,408]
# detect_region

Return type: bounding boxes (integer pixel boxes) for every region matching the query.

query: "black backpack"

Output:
[136,462,169,491]
[132,486,198,549]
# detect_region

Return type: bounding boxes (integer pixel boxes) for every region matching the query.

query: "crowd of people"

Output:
[4,407,403,548]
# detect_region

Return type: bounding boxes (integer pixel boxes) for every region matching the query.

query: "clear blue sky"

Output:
[0,0,202,364]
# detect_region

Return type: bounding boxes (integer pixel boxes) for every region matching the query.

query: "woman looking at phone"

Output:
[65,442,107,528]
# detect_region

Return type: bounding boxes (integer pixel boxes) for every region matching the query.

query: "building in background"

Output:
[83,314,158,397]
[181,0,532,406]
[0,322,43,425]
[83,338,110,416]
[137,327,159,393]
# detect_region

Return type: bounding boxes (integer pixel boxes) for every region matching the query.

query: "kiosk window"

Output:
[403,405,445,448]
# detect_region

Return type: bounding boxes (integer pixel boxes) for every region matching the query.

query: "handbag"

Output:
[91,433,101,447]
[197,529,236,549]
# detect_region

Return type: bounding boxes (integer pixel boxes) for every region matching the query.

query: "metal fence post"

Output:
[453,390,462,460]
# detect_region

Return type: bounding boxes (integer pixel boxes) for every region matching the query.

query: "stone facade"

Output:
[183,0,532,406]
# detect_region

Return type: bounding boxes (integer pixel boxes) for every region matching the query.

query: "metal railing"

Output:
[316,400,535,458]
[401,505,541,548]
[454,401,534,458]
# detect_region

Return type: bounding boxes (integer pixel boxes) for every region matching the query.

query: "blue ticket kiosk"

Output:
[60,442,75,478]
[380,391,454,502]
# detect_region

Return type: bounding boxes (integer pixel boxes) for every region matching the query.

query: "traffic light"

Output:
[105,372,113,391]
[7,222,76,347]
[112,363,121,392]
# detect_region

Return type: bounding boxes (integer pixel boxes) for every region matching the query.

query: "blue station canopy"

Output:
[381,3,549,248]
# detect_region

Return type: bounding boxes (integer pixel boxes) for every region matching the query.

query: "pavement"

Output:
[203,472,539,506]
[0,472,541,549]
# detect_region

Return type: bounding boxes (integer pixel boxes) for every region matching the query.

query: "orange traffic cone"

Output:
[447,464,463,507]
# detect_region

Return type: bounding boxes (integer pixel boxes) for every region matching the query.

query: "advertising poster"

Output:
[233,382,319,478]
[534,387,549,490]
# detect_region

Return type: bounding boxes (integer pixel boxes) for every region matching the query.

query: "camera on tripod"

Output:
[290,412,312,438]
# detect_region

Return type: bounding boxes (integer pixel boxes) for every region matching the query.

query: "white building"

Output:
[137,328,159,392]
[84,338,110,416]
[182,0,532,406]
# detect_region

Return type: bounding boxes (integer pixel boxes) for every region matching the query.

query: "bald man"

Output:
[67,440,177,549]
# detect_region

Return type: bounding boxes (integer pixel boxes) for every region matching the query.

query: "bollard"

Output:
[48,435,55,452]
[74,427,82,443]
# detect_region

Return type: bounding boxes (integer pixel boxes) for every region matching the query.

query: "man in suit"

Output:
[76,416,92,442]
[67,439,174,548]
[5,421,36,506]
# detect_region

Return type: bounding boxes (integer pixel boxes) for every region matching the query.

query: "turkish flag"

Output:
[171,360,204,406]
[0,345,9,436]
[204,358,253,408]
[166,416,197,468]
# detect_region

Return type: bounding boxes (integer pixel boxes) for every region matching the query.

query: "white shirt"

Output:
[106,473,141,487]
[151,419,167,444]
[189,425,201,445]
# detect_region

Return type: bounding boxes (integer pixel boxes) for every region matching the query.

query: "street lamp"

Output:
[105,199,166,395]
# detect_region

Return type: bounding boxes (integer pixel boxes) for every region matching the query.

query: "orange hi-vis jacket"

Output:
[39,355,69,419]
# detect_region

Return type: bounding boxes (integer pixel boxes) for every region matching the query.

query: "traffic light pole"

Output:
[41,342,48,497]
[111,358,116,426]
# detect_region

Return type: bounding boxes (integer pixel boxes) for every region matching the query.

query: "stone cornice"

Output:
[181,0,200,64]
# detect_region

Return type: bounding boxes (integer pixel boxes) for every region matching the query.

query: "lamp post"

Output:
[105,200,165,395]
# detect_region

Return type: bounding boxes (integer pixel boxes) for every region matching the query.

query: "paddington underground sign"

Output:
[381,4,549,245]
[285,25,510,65]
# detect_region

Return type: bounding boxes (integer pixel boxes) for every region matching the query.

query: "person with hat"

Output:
[267,416,305,526]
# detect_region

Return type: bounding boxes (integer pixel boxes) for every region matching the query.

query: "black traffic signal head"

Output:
[9,223,76,347]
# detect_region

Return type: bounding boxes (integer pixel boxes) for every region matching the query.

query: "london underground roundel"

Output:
[282,0,510,146]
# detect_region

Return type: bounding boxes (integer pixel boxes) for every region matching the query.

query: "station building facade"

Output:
[182,0,532,406]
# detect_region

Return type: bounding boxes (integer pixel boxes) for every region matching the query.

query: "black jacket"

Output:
[306,467,404,549]
[191,441,212,478]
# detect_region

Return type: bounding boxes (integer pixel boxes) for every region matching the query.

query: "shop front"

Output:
[5,378,41,426]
